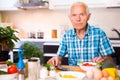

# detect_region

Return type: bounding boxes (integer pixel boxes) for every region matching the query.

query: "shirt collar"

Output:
[86,24,92,35]
[72,23,92,37]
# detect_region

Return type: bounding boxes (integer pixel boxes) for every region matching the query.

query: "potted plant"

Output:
[0,26,20,61]
[19,42,44,64]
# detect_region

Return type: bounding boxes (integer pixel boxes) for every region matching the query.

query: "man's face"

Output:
[69,5,90,30]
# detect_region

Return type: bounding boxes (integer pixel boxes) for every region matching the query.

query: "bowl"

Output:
[0,68,18,80]
[56,71,85,80]
[78,62,98,71]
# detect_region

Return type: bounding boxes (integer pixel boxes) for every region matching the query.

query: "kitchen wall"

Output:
[1,8,120,39]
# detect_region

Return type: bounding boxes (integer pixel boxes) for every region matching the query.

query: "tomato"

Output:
[7,65,18,74]
[82,63,95,66]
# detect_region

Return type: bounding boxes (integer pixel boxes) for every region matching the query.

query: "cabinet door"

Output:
[78,0,107,8]
[106,0,120,7]
[49,0,108,9]
[0,0,18,11]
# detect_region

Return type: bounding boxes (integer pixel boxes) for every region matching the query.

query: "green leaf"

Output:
[44,63,54,70]
[96,62,103,67]
[6,59,14,66]
[59,73,62,77]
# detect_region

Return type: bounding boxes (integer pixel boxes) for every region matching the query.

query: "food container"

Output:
[0,68,18,80]
[78,62,98,71]
[28,59,38,80]
[52,29,57,38]
[56,71,85,80]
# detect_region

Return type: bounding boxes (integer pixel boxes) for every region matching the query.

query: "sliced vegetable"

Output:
[0,70,8,74]
[62,74,77,78]
[44,63,54,70]
[96,62,103,67]
[59,73,62,77]
[82,63,95,66]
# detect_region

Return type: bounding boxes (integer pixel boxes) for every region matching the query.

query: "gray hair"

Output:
[69,1,90,15]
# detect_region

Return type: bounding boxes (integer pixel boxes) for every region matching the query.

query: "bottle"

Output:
[28,59,38,80]
[17,48,25,80]
[40,66,48,79]
[52,29,57,38]
[18,69,25,80]
[49,66,56,77]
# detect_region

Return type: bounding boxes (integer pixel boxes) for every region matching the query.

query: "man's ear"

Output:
[87,13,91,21]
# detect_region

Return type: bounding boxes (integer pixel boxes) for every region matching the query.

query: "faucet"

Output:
[112,28,120,38]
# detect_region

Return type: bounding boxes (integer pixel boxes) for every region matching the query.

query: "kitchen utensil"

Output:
[52,29,57,38]
[56,71,85,80]
[56,66,73,71]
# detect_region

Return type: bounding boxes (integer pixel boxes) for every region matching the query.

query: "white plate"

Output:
[0,64,7,69]
[57,71,85,80]
[78,62,98,71]
[0,68,18,80]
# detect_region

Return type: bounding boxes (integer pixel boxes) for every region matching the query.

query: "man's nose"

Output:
[76,15,81,20]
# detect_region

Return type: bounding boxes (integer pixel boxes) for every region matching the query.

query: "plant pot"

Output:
[0,51,9,61]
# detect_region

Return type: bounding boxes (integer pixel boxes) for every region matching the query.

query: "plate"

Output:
[78,62,98,71]
[56,71,85,80]
[0,62,7,69]
[0,68,18,80]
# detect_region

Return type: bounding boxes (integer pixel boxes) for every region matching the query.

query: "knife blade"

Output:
[56,66,73,71]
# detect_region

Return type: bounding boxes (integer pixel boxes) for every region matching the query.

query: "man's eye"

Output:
[72,14,76,16]
[80,13,84,16]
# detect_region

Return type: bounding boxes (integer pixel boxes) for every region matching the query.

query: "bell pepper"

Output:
[103,68,119,80]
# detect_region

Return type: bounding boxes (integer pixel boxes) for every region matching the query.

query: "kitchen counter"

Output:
[110,40,120,47]
[14,38,120,48]
[14,38,61,48]
[18,38,61,42]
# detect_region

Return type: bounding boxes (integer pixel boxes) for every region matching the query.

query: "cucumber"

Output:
[0,70,8,74]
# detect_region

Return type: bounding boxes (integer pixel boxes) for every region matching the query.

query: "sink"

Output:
[109,38,120,40]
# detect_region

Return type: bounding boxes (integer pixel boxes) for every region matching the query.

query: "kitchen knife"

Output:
[56,66,73,71]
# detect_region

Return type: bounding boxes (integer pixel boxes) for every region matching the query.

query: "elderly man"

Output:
[47,2,114,66]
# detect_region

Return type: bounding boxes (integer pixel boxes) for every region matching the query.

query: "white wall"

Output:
[1,8,120,39]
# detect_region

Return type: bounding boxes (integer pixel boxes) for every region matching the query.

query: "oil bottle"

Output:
[17,48,25,80]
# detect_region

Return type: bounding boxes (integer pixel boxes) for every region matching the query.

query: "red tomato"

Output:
[7,65,18,74]
[82,63,95,66]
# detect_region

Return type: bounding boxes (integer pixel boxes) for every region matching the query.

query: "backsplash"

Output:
[1,8,120,39]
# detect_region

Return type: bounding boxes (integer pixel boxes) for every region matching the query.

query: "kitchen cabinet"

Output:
[43,42,68,65]
[106,0,120,8]
[49,0,108,9]
[111,47,120,65]
[49,0,120,9]
[0,0,18,11]
[110,40,120,65]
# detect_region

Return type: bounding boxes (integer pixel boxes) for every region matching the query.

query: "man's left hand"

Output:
[90,57,104,63]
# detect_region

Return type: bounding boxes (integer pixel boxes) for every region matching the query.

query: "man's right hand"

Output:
[47,56,62,66]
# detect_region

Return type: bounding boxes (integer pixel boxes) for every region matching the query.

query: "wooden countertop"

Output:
[55,65,86,73]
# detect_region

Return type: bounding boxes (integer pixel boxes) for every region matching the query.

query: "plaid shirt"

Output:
[57,24,114,66]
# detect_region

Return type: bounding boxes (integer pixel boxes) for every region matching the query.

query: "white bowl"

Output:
[78,62,98,71]
[57,71,85,80]
[0,68,18,80]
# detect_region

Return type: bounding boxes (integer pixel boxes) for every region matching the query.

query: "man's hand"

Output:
[47,56,62,66]
[90,56,104,63]
[90,56,113,63]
